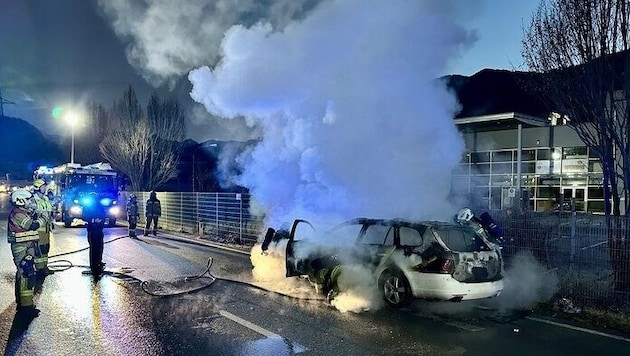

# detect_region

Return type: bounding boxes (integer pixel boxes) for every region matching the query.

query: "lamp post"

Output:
[64,112,80,164]
[192,143,217,192]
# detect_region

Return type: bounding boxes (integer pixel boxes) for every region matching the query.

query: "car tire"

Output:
[379,269,413,308]
[107,218,117,228]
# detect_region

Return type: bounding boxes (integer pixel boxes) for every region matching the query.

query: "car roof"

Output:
[340,218,458,230]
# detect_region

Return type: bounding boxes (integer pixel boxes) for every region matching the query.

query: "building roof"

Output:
[454,112,549,132]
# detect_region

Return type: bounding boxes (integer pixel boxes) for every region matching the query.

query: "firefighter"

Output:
[32,178,54,277]
[126,194,139,238]
[8,189,47,318]
[144,191,161,236]
[82,192,107,277]
[455,207,504,248]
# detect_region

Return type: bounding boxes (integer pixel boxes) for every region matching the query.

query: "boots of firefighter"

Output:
[16,305,40,319]
[15,271,39,318]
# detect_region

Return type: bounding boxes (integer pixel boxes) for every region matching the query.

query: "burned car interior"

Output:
[262,216,504,307]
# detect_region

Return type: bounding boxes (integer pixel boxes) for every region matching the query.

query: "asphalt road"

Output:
[0,200,628,355]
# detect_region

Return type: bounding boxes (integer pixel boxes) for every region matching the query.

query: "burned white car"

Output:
[262,217,504,308]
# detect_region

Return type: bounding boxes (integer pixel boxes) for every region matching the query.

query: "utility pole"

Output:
[0,79,15,117]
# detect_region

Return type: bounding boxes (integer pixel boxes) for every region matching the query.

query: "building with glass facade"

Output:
[453,112,608,213]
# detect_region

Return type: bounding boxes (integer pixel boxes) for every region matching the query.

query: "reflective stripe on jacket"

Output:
[145,199,161,217]
[33,192,53,232]
[7,207,40,243]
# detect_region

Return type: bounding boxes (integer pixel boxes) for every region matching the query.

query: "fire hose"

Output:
[47,235,324,301]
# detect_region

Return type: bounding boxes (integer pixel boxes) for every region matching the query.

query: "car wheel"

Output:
[107,218,117,227]
[379,269,413,308]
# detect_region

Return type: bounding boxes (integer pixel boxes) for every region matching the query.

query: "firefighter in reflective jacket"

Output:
[144,191,161,236]
[126,194,139,238]
[8,189,47,318]
[32,179,54,277]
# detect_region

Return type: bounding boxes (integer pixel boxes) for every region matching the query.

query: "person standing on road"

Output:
[82,192,107,277]
[126,194,139,238]
[32,179,55,277]
[8,189,47,318]
[144,191,161,236]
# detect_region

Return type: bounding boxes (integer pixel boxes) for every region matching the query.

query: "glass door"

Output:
[562,188,586,211]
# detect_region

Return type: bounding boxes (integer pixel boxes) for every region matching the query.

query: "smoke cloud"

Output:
[189,0,477,226]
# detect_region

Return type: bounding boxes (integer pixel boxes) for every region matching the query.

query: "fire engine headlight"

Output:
[69,205,83,215]
[100,198,113,206]
[109,206,121,216]
[81,197,95,206]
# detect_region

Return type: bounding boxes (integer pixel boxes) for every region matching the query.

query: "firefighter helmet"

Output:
[129,194,137,201]
[33,179,47,189]
[11,189,33,206]
[456,208,474,222]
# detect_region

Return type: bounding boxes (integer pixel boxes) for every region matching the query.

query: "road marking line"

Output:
[526,316,630,343]
[219,310,308,353]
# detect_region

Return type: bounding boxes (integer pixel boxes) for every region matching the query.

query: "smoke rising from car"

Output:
[188,0,478,226]
[491,251,558,310]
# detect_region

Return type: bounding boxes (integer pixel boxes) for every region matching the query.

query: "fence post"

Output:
[215,194,219,239]
[180,192,183,232]
[237,193,243,244]
[570,209,576,268]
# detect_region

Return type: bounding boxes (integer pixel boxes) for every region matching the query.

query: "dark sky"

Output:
[0,0,257,142]
[0,1,151,134]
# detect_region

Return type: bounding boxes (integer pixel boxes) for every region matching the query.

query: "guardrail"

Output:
[122,192,264,246]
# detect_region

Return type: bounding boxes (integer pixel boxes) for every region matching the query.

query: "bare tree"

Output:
[100,88,186,191]
[522,0,630,293]
[100,120,151,190]
[145,93,186,190]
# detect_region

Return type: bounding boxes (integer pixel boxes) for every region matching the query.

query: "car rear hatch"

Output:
[432,225,502,283]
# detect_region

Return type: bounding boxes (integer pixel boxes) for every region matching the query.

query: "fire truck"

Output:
[34,162,122,228]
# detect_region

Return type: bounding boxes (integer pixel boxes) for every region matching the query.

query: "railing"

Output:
[123,192,264,246]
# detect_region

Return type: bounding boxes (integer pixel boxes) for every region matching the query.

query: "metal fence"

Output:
[121,192,630,309]
[491,209,630,309]
[123,191,265,245]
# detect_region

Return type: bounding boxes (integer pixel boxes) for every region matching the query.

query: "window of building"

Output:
[520,149,536,161]
[472,164,490,174]
[492,150,513,162]
[588,187,605,199]
[471,152,490,163]
[518,162,537,173]
[588,161,602,173]
[563,146,587,159]
[537,148,551,160]
[491,175,513,185]
[491,162,512,174]
[562,177,587,186]
[587,201,605,213]
[537,186,560,198]
[460,152,470,164]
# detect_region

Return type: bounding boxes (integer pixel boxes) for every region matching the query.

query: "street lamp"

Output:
[64,112,80,164]
[192,143,218,192]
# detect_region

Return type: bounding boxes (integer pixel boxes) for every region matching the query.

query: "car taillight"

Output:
[441,258,455,274]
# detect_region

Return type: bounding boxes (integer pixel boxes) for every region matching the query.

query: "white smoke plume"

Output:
[97,0,322,87]
[189,0,477,227]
